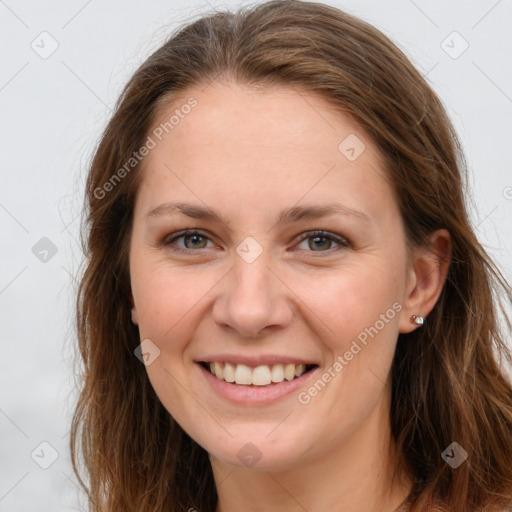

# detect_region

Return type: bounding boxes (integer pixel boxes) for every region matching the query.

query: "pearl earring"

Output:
[411,315,424,326]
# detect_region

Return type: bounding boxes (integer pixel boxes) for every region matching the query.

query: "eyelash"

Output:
[163,229,350,255]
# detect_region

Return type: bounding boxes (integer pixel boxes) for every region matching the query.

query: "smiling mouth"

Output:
[199,361,318,386]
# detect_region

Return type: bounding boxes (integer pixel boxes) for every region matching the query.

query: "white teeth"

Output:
[234,364,253,385]
[252,365,272,386]
[223,362,236,383]
[271,364,284,383]
[214,361,223,379]
[284,363,296,381]
[205,361,312,385]
[295,364,306,377]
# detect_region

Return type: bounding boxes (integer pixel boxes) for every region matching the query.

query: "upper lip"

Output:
[195,354,319,367]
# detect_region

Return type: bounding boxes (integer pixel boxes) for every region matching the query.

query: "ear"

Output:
[399,229,451,334]
[130,293,139,325]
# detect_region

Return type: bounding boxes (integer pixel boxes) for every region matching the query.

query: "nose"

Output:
[212,252,294,338]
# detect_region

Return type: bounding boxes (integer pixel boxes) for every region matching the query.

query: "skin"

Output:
[129,80,451,512]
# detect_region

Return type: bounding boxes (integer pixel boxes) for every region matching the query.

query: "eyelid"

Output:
[294,230,350,250]
[163,229,217,252]
[163,229,351,254]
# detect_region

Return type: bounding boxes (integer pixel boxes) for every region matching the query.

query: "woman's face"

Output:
[129,81,419,470]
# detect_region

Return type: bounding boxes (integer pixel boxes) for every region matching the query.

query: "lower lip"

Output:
[196,363,320,405]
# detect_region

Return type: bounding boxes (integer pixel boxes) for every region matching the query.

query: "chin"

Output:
[203,431,310,472]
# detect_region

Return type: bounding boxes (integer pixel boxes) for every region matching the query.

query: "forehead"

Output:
[135,81,397,223]
[150,81,377,164]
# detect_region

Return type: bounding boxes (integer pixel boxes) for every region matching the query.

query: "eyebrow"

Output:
[145,201,369,227]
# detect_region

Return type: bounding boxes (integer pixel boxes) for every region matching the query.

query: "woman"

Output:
[70,1,512,511]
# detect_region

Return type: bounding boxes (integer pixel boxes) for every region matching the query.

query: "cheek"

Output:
[132,260,202,337]
[131,264,207,412]
[295,261,403,341]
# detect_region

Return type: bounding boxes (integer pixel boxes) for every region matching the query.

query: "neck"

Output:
[211,386,412,512]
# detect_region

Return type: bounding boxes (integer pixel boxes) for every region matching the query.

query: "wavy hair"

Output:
[70,1,512,510]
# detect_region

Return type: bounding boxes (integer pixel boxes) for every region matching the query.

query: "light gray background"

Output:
[1,0,511,510]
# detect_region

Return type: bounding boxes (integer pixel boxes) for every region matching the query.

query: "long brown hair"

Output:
[71,1,512,510]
